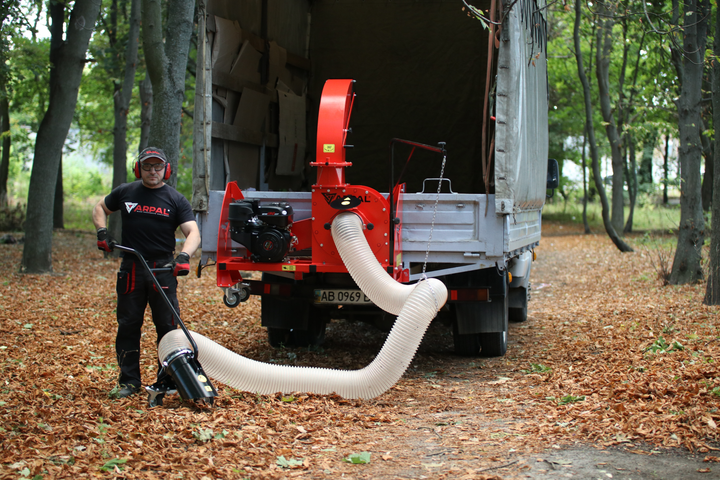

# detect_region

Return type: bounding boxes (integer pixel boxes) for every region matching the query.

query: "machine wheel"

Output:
[223,291,241,308]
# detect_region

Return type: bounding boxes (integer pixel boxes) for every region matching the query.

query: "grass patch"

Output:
[63,196,101,232]
[542,199,683,233]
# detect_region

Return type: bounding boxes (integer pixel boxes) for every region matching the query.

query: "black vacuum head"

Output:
[164,348,218,405]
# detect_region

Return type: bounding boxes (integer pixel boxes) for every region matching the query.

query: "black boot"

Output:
[113,383,140,399]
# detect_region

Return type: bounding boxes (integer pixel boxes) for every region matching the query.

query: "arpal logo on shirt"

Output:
[126,202,170,217]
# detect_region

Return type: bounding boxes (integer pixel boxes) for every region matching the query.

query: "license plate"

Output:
[314,289,373,305]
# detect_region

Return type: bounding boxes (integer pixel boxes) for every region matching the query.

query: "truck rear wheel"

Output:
[451,284,509,357]
[264,307,326,348]
[452,320,481,356]
[479,331,507,357]
[289,306,327,347]
[479,292,509,357]
[267,327,292,348]
[508,304,527,323]
[266,314,326,349]
[508,286,529,323]
[261,273,326,348]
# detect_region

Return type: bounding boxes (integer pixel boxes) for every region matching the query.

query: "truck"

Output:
[190,0,556,357]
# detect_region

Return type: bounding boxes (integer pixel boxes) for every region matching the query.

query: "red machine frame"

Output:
[215,79,410,289]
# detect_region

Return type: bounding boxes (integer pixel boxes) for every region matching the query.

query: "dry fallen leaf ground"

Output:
[0,221,718,479]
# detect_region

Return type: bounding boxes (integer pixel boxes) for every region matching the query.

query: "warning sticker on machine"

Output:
[323,144,335,153]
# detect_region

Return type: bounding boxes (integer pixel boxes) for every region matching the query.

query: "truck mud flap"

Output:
[447,268,508,334]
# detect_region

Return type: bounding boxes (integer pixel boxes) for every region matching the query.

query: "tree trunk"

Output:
[574,0,632,252]
[700,118,713,211]
[107,0,141,249]
[663,135,670,205]
[702,147,714,211]
[669,0,708,285]
[53,159,63,229]
[624,135,637,233]
[582,127,590,234]
[639,131,656,192]
[20,0,102,273]
[0,0,11,207]
[192,1,211,212]
[704,6,720,304]
[139,70,153,153]
[595,7,625,234]
[0,96,9,207]
[141,0,195,188]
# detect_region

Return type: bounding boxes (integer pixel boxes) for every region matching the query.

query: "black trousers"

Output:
[115,257,177,388]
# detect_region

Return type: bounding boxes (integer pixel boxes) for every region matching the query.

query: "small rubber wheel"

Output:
[223,292,241,308]
[237,288,250,302]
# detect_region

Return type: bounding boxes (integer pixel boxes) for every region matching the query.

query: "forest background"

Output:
[0,0,718,297]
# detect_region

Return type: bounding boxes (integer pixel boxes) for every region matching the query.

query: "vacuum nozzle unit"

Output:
[163,348,218,405]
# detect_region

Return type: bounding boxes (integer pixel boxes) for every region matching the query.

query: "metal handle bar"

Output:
[112,244,199,357]
[418,178,456,194]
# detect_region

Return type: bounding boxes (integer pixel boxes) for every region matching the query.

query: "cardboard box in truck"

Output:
[192,0,556,357]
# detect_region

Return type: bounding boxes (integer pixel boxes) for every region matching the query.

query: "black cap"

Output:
[138,147,167,163]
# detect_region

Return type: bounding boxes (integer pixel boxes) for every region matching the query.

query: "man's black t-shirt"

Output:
[104,181,195,260]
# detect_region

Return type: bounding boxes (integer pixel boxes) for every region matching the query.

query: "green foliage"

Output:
[276,456,303,468]
[63,198,97,232]
[545,1,680,205]
[2,0,197,211]
[558,394,585,405]
[524,363,552,374]
[461,2,490,30]
[343,452,371,464]
[63,158,112,198]
[645,336,684,354]
[98,458,127,472]
[193,427,214,442]
[193,427,228,442]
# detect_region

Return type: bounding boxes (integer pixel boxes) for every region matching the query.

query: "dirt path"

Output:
[284,221,719,479]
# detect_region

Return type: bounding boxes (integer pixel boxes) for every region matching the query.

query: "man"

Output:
[92,147,200,399]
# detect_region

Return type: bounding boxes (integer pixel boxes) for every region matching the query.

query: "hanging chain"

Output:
[422,152,447,278]
[420,150,448,313]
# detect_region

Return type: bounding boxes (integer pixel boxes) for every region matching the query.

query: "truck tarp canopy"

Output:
[494,0,548,213]
[197,0,547,214]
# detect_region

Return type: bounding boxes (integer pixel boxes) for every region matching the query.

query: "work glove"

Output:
[167,252,190,277]
[96,228,115,252]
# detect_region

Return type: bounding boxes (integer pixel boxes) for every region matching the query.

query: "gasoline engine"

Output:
[228,200,294,263]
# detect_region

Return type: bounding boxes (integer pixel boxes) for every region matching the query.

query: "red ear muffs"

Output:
[134,162,171,180]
